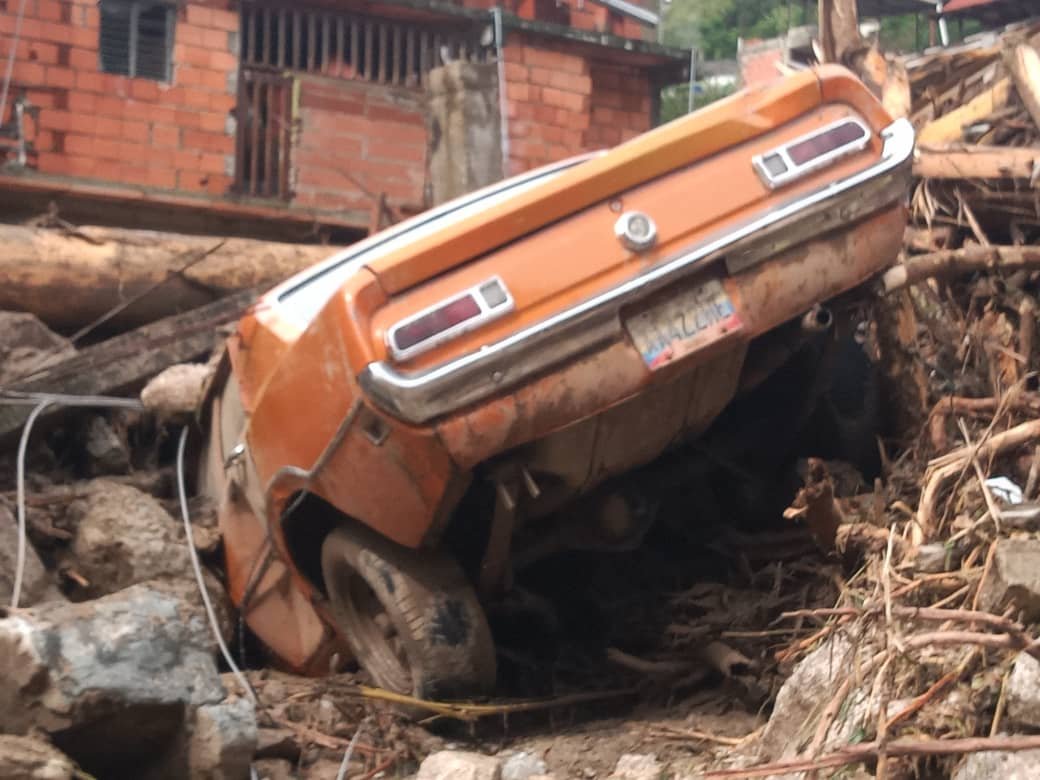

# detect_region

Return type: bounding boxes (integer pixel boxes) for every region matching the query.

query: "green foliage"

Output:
[661,0,814,60]
[659,82,736,124]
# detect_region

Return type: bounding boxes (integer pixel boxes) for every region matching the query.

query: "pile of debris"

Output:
[687,19,1040,780]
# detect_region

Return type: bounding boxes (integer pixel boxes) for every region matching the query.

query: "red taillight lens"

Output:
[392,294,482,353]
[786,120,867,166]
[753,117,871,190]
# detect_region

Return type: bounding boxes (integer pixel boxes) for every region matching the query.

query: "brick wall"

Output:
[739,39,785,87]
[293,76,428,212]
[586,62,651,148]
[0,0,237,194]
[503,36,654,174]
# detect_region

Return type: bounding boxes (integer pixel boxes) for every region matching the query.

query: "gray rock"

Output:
[913,542,951,574]
[417,750,502,780]
[502,751,548,780]
[608,754,663,780]
[0,582,227,775]
[83,415,131,475]
[68,481,191,597]
[187,697,258,780]
[253,759,297,780]
[1007,652,1040,729]
[0,734,80,779]
[141,363,213,420]
[0,502,64,607]
[977,539,1040,621]
[952,748,1040,780]
[0,311,73,384]
[758,634,877,763]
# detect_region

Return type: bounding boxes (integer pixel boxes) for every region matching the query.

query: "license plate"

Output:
[626,279,743,370]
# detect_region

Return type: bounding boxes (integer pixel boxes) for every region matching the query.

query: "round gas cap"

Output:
[614,211,657,252]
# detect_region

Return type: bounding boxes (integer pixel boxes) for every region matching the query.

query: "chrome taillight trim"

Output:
[386,275,515,362]
[360,118,915,425]
[752,117,872,190]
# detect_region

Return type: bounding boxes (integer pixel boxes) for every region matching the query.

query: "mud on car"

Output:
[196,64,913,701]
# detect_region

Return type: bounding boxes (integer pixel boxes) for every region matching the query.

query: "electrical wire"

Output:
[175,426,257,703]
[10,393,146,608]
[336,718,369,780]
[0,391,144,409]
[0,0,29,128]
[12,400,52,609]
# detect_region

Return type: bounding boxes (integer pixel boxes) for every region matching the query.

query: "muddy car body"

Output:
[198,64,913,698]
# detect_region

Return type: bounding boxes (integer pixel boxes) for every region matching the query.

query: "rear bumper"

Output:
[360,118,914,425]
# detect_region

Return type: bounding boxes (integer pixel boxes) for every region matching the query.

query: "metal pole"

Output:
[687,47,696,114]
[493,7,510,179]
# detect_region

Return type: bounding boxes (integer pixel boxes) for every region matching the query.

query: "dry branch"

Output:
[704,734,1040,779]
[883,246,1040,292]
[917,419,1040,540]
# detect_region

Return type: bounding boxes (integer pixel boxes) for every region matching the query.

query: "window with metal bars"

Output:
[241,3,489,86]
[99,0,175,81]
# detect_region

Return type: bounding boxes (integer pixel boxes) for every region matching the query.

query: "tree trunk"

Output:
[914,146,1040,179]
[0,225,344,332]
[1004,43,1040,133]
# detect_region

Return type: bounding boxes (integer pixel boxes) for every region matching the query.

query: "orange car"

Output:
[197,64,913,700]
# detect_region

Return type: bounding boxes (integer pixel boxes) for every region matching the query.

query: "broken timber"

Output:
[0,290,257,441]
[0,224,341,331]
[914,146,1040,179]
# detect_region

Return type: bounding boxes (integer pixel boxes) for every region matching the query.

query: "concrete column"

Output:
[426,61,503,206]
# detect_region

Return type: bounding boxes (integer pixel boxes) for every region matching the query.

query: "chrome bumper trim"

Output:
[360,117,915,425]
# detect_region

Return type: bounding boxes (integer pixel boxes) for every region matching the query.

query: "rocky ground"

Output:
[7,271,1040,780]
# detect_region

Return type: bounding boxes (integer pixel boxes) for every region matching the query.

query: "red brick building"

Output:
[0,0,687,241]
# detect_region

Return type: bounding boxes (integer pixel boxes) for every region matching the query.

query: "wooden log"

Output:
[818,0,861,65]
[0,224,343,332]
[914,146,1040,179]
[1004,43,1040,133]
[0,291,257,441]
[882,245,1040,292]
[917,78,1011,146]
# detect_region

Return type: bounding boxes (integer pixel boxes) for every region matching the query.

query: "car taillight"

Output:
[387,277,514,361]
[753,118,871,190]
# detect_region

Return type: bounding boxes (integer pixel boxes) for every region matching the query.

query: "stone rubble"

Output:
[0,581,254,779]
[416,750,503,780]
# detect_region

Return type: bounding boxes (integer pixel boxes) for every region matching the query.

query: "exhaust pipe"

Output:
[801,304,833,333]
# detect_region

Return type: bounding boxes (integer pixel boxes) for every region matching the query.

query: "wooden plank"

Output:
[914,147,1040,180]
[1005,43,1040,134]
[917,78,1011,146]
[0,291,259,442]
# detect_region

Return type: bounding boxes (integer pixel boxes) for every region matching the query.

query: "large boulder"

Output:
[67,481,191,597]
[0,502,64,607]
[0,582,251,778]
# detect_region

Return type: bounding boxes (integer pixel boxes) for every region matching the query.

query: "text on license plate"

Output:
[626,279,743,370]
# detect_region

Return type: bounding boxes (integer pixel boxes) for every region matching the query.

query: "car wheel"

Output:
[320,524,496,702]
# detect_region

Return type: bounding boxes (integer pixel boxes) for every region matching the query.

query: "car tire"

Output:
[320,524,497,703]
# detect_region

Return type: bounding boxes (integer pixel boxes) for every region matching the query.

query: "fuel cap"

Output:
[614,211,657,252]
